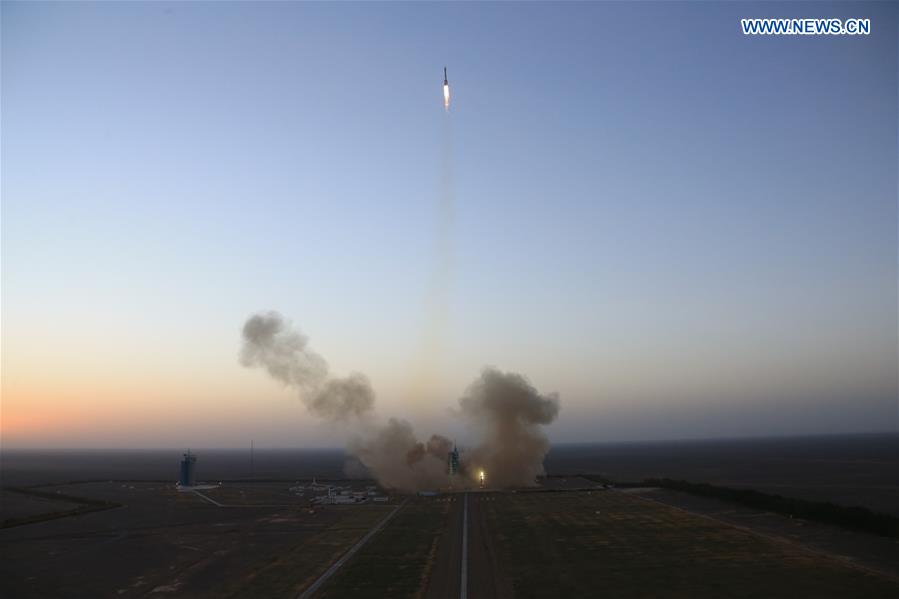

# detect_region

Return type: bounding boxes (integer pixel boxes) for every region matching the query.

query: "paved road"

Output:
[424,496,464,599]
[461,494,468,599]
[297,502,405,599]
[467,493,507,599]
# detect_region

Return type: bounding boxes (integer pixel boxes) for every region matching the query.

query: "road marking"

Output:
[298,500,406,599]
[192,490,224,507]
[460,493,468,599]
[189,489,299,509]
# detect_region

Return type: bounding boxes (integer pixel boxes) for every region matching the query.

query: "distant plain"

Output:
[4,433,896,514]
[1,433,897,598]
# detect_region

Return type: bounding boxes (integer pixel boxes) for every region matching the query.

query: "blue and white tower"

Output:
[179,450,197,487]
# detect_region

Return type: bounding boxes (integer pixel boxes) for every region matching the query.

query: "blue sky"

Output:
[2,1,896,447]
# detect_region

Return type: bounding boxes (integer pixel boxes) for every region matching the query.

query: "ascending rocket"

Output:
[443,66,450,111]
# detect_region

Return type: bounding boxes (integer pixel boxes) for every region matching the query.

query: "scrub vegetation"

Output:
[485,490,899,598]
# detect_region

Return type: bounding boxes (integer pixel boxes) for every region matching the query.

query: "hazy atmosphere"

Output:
[3,1,896,449]
[3,3,898,599]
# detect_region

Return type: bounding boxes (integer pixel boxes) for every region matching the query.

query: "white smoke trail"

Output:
[409,110,456,403]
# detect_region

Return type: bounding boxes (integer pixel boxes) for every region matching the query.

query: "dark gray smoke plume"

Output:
[459,368,560,488]
[240,312,560,491]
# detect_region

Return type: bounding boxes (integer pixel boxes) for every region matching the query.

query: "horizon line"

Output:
[3,429,896,452]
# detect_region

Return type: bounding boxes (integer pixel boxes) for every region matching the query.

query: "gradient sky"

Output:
[2,1,897,448]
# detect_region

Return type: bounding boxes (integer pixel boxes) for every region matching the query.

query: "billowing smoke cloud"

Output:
[309,374,375,423]
[240,311,560,490]
[240,312,326,389]
[458,368,560,488]
[240,312,374,422]
[349,420,453,491]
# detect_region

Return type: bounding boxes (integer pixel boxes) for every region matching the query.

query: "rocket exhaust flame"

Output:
[443,66,450,111]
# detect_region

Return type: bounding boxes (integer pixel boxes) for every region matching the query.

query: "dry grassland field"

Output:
[3,480,899,598]
[481,490,899,598]
[312,497,454,598]
[0,482,393,598]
